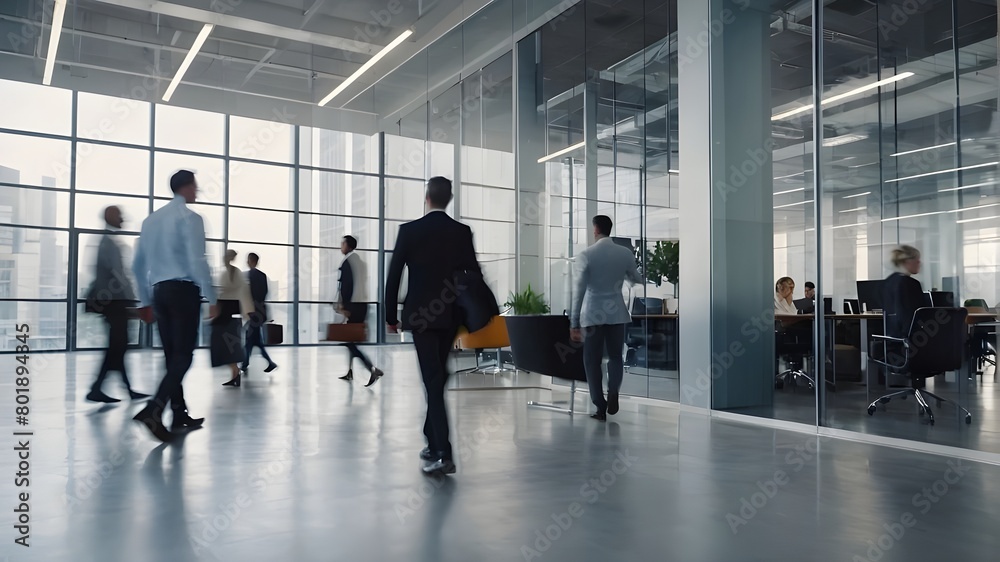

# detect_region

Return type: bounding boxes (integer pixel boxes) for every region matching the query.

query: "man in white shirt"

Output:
[570,215,643,421]
[131,170,216,442]
[336,235,383,387]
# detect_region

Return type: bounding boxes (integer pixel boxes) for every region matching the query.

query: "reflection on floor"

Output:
[3,346,1000,561]
[729,364,1000,453]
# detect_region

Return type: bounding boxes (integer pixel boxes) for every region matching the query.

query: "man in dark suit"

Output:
[242,252,277,374]
[86,206,149,403]
[336,235,383,386]
[385,177,481,476]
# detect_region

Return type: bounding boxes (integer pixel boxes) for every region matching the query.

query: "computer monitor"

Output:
[844,299,860,314]
[926,291,954,307]
[824,297,835,315]
[632,297,663,315]
[612,237,634,251]
[793,298,814,313]
[856,280,884,312]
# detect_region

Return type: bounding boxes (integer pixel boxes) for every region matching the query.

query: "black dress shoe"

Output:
[222,374,241,387]
[419,447,435,461]
[132,407,172,442]
[129,390,150,400]
[172,412,205,432]
[607,394,619,415]
[86,390,120,403]
[365,368,384,387]
[339,369,353,381]
[591,411,607,422]
[264,363,278,373]
[240,364,248,373]
[422,458,456,475]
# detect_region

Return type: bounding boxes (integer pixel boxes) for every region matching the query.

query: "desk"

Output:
[629,314,679,371]
[776,313,884,387]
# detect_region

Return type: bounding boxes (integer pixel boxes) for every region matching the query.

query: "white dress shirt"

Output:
[132,194,217,307]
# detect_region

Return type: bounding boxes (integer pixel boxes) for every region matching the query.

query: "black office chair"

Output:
[964,300,996,381]
[867,307,972,425]
[775,320,814,390]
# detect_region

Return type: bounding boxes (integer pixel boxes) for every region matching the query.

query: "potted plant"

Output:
[644,240,679,311]
[503,284,551,315]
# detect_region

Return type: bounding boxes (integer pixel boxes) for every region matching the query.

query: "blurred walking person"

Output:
[85,205,149,403]
[215,249,253,387]
[131,170,214,442]
[336,235,383,387]
[241,252,277,374]
[385,177,482,476]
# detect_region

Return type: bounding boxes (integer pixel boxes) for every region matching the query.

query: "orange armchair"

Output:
[454,316,511,374]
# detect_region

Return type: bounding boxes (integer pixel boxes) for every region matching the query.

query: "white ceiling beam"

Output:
[87,0,382,55]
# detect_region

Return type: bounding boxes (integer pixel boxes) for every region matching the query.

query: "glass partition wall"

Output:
[817,0,1000,453]
[516,0,681,401]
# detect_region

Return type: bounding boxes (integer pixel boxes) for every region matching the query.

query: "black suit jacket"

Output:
[247,268,269,326]
[882,272,924,338]
[385,211,481,332]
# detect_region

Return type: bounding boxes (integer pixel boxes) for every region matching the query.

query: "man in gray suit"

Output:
[570,215,643,421]
[86,206,148,403]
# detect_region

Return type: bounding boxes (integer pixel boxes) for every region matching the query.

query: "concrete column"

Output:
[678,0,775,410]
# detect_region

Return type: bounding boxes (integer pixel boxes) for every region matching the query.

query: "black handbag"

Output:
[454,271,500,333]
[210,317,245,367]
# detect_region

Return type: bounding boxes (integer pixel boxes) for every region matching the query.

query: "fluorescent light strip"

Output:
[319,29,413,106]
[890,142,955,157]
[538,141,586,163]
[774,199,813,209]
[772,72,914,121]
[774,188,805,195]
[839,207,867,213]
[43,0,68,85]
[823,133,868,147]
[956,215,999,224]
[882,203,1000,222]
[938,180,997,193]
[774,171,809,180]
[885,161,999,183]
[842,191,871,199]
[163,24,215,102]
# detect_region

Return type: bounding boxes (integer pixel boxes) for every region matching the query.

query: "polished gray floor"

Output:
[3,346,1000,561]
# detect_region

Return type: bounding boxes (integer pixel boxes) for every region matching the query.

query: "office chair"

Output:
[775,320,814,390]
[867,307,972,425]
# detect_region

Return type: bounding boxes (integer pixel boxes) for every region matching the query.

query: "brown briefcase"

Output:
[325,323,366,342]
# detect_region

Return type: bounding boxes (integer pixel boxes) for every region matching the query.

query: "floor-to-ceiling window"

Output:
[0,78,381,352]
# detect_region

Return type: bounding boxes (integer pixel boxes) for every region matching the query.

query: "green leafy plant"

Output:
[503,285,551,315]
[644,240,679,297]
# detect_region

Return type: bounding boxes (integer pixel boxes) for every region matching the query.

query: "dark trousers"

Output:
[93,300,133,392]
[243,324,273,368]
[151,281,201,414]
[583,323,627,412]
[344,303,373,371]
[413,328,458,459]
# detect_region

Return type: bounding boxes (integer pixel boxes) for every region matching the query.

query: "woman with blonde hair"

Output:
[212,249,254,387]
[883,245,925,338]
[774,276,798,314]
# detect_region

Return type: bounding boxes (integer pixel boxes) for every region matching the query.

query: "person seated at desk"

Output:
[882,245,925,339]
[775,277,799,315]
